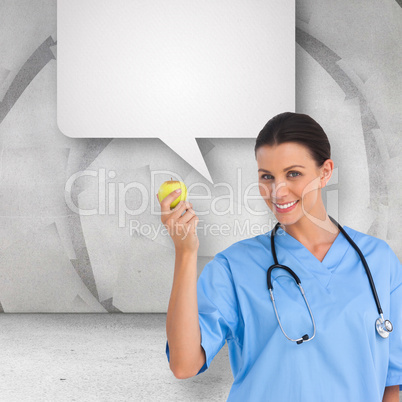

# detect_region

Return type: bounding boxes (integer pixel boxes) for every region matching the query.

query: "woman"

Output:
[158,112,402,401]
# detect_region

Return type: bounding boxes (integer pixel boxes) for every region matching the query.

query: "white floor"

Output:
[0,314,233,402]
[0,314,400,402]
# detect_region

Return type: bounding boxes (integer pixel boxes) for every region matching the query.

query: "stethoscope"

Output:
[267,215,393,344]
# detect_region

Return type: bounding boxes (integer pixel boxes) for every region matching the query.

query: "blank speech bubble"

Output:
[57,0,295,183]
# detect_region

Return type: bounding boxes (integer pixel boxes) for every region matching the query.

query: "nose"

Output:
[271,181,288,201]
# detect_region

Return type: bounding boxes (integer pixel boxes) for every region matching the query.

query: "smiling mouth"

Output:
[274,200,299,210]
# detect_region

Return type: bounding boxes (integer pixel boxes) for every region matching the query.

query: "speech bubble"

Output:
[57,0,295,184]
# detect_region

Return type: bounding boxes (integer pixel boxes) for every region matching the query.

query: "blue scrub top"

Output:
[166,225,402,401]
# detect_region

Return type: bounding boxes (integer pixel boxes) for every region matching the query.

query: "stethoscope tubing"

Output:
[269,282,316,344]
[327,216,383,316]
[268,216,384,317]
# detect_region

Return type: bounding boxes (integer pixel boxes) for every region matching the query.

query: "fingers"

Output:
[177,205,196,224]
[188,214,199,229]
[159,199,193,227]
[177,214,199,236]
[188,215,200,237]
[170,201,193,220]
[159,189,183,214]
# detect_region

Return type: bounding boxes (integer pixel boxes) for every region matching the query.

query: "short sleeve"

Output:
[165,254,240,376]
[385,246,402,391]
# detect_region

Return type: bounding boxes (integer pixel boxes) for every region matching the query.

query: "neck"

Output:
[280,204,339,247]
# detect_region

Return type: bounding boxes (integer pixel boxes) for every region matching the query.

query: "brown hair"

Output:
[254,112,331,167]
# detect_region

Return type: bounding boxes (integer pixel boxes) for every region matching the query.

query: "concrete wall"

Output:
[0,0,400,313]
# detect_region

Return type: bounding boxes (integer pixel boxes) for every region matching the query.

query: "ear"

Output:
[320,159,334,188]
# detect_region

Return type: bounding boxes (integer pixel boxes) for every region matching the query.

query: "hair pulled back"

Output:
[254,112,331,168]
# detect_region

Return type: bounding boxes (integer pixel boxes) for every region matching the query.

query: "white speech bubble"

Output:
[57,0,295,183]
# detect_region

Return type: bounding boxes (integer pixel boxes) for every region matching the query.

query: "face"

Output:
[256,142,331,226]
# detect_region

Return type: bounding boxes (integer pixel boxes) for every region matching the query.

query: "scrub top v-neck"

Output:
[165,225,402,401]
[273,225,351,288]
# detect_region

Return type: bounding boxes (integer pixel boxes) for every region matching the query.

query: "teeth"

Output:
[275,200,297,209]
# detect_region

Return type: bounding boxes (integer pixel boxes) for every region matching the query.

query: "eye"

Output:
[288,171,300,178]
[260,174,273,180]
[260,171,301,180]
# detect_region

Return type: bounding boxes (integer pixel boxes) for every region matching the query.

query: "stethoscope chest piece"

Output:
[376,315,393,338]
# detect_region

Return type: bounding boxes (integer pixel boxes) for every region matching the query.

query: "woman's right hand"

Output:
[157,190,199,253]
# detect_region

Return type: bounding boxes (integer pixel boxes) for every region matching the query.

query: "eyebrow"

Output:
[258,165,305,173]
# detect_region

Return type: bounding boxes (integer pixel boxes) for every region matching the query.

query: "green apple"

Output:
[158,178,187,209]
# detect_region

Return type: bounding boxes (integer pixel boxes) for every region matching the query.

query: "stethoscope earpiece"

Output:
[296,334,310,345]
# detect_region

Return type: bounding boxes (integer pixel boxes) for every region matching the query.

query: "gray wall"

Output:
[0,0,400,314]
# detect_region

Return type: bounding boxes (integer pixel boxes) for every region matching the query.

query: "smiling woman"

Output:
[163,112,402,402]
[255,112,336,241]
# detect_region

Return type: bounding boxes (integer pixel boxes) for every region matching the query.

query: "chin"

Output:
[275,214,302,227]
